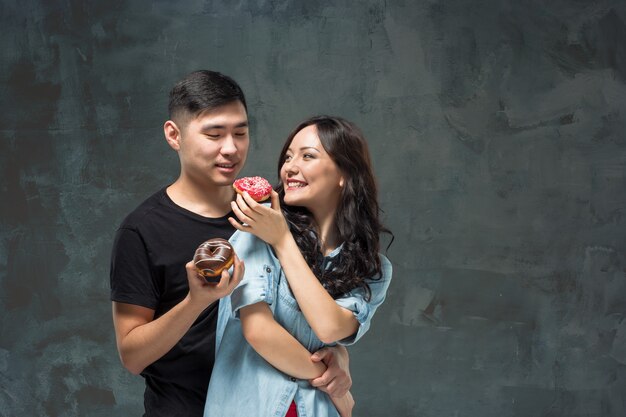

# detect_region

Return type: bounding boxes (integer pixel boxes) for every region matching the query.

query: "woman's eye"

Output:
[303,153,314,159]
[234,131,248,137]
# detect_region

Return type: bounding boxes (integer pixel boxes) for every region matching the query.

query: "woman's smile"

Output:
[280,124,344,213]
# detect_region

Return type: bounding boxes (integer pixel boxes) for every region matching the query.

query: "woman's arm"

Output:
[230,191,359,344]
[239,301,326,379]
[239,301,355,417]
[272,235,359,343]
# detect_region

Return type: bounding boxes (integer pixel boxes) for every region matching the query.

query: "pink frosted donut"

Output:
[233,176,272,202]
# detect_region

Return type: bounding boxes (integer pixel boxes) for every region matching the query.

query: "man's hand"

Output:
[309,345,352,397]
[186,254,244,310]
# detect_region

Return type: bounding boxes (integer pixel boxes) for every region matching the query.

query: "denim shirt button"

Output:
[290,377,297,382]
[266,267,272,273]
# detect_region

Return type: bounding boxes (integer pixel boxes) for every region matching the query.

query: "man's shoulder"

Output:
[118,188,167,230]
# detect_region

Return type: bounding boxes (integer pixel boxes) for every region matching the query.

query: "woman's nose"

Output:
[284,160,299,175]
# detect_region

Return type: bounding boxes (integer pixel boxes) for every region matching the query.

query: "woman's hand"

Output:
[229,190,291,247]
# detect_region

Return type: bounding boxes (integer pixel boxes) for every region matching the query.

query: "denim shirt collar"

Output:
[325,243,343,258]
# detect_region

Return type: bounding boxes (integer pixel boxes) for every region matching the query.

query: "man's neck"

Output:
[166,177,234,218]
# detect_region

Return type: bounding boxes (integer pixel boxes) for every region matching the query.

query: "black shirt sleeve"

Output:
[110,227,160,310]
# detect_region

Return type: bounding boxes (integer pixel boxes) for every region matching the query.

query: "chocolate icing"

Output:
[193,238,234,283]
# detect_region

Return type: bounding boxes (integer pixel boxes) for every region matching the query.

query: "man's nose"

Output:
[220,135,237,155]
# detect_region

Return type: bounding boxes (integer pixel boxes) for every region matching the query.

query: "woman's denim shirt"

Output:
[204,230,392,417]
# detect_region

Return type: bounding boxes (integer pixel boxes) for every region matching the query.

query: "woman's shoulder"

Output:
[378,253,392,272]
[229,231,279,262]
[374,253,393,284]
[230,230,266,247]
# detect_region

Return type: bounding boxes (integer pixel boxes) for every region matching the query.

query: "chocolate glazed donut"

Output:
[193,238,235,283]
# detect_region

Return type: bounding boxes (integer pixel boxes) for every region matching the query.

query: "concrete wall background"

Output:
[1,1,625,416]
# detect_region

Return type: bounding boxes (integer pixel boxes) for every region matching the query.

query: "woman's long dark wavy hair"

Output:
[276,115,392,299]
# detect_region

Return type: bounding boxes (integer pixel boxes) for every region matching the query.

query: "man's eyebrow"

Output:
[200,122,249,130]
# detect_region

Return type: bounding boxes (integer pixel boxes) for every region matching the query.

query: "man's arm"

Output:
[112,259,243,374]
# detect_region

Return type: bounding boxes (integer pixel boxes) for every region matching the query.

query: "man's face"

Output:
[176,101,249,188]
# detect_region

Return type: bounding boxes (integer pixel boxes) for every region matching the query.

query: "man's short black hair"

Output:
[168,70,247,125]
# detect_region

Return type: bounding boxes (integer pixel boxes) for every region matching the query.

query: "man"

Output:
[110,70,352,417]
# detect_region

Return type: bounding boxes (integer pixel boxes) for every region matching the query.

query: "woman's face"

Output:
[280,124,344,213]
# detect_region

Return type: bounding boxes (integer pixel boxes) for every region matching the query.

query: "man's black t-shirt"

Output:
[110,188,235,417]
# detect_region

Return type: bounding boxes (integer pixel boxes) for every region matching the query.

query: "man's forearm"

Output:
[114,261,243,374]
[113,295,209,374]
[331,391,354,417]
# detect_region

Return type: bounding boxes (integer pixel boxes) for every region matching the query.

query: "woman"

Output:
[204,116,393,417]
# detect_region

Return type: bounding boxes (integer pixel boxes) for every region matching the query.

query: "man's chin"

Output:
[213,171,241,185]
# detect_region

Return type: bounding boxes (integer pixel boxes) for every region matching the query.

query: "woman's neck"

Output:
[312,208,341,255]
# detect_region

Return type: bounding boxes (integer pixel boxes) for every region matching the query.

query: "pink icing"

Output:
[233,176,272,201]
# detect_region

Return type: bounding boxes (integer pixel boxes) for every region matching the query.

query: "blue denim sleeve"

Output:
[228,231,277,318]
[335,254,393,346]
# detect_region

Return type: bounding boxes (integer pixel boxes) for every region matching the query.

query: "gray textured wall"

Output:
[1,0,625,416]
